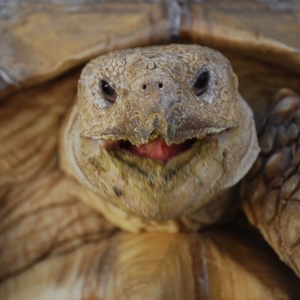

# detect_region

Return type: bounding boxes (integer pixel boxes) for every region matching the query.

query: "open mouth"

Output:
[119,138,196,163]
[102,138,195,163]
[101,128,228,163]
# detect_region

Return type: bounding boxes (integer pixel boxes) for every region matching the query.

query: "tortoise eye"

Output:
[100,79,117,102]
[193,71,210,96]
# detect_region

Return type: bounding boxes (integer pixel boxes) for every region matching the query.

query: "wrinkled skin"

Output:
[242,90,300,277]
[61,44,259,224]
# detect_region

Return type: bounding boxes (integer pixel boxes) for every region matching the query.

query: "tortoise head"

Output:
[62,44,259,222]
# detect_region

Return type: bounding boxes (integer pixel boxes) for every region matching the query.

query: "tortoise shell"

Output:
[1,1,300,299]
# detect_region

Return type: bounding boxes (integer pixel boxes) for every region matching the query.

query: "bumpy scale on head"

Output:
[78,45,240,145]
[63,44,259,224]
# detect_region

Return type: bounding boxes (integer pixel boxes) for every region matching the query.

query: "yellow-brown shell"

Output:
[2,1,300,299]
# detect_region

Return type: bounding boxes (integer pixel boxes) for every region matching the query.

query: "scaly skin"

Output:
[242,89,300,277]
[61,44,259,231]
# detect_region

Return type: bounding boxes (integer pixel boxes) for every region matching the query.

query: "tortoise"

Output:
[1,1,300,299]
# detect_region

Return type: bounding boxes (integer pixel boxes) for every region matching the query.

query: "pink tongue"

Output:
[131,139,188,163]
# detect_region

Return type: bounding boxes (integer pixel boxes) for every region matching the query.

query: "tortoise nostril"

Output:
[141,83,164,90]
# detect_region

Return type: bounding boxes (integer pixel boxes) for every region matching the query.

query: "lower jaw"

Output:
[78,134,224,220]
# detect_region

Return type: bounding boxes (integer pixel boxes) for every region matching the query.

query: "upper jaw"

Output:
[166,126,231,144]
[80,123,235,146]
[81,125,233,164]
